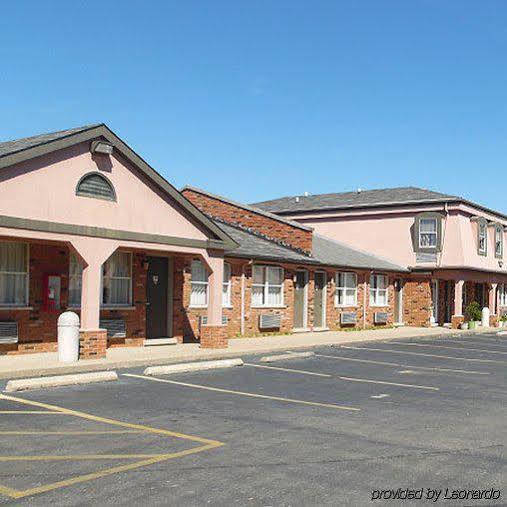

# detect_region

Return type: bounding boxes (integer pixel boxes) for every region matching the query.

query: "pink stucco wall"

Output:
[0,142,211,241]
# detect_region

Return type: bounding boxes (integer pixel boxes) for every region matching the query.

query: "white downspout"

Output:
[240,263,247,336]
[363,271,370,329]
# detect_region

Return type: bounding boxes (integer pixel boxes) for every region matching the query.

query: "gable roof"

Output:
[216,220,406,272]
[0,124,237,250]
[253,187,460,214]
[182,185,313,231]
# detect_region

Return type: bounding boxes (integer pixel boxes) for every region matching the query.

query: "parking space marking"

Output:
[0,410,62,414]
[371,394,390,399]
[0,394,224,499]
[315,354,489,375]
[388,341,507,355]
[339,345,507,363]
[0,430,143,435]
[244,363,439,390]
[123,374,361,412]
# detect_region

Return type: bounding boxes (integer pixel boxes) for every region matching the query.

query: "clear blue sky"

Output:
[1,1,506,212]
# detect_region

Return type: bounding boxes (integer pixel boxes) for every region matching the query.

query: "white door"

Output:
[431,280,439,325]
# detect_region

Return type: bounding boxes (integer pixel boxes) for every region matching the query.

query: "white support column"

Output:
[206,252,224,327]
[454,280,464,317]
[489,283,498,316]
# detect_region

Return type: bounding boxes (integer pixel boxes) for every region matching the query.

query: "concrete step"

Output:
[144,338,178,346]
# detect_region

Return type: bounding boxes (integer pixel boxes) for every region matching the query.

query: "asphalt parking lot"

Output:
[0,333,505,506]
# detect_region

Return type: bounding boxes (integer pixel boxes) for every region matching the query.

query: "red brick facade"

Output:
[79,329,107,359]
[182,189,313,254]
[403,276,432,327]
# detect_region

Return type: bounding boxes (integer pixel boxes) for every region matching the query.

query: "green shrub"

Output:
[465,301,482,322]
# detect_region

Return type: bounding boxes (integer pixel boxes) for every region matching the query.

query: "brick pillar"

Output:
[79,329,107,359]
[200,325,228,349]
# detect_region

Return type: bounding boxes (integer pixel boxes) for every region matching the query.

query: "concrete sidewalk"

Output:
[0,326,496,379]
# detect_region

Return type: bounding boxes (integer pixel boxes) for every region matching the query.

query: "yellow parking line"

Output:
[123,373,360,412]
[315,354,489,375]
[245,363,439,390]
[389,341,507,355]
[0,411,62,414]
[0,454,163,461]
[0,430,144,435]
[340,345,507,363]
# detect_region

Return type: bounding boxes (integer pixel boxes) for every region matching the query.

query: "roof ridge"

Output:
[181,185,313,231]
[0,124,102,146]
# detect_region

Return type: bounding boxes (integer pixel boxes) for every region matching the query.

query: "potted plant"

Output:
[499,315,507,328]
[465,301,482,330]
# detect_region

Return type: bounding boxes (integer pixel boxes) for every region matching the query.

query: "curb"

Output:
[5,371,118,392]
[260,352,315,363]
[144,358,244,376]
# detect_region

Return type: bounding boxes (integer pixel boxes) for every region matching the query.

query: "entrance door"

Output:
[314,272,327,328]
[294,270,308,329]
[394,278,404,324]
[146,256,169,339]
[430,280,439,325]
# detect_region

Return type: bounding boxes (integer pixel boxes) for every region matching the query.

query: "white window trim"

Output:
[334,271,358,307]
[369,274,389,307]
[251,265,285,308]
[478,222,488,255]
[222,262,232,308]
[418,217,438,249]
[190,260,209,308]
[101,251,133,307]
[0,241,30,308]
[495,225,503,259]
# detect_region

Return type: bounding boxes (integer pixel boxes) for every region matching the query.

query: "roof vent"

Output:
[357,188,362,194]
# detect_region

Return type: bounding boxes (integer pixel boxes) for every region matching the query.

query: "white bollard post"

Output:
[57,311,80,362]
[481,307,490,328]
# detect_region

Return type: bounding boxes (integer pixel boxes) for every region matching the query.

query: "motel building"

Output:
[0,124,505,360]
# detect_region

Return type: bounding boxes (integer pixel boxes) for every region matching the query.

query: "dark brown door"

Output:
[146,256,169,339]
[294,270,307,329]
[314,272,326,328]
[394,278,403,323]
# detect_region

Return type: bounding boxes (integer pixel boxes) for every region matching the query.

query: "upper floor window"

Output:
[76,172,116,201]
[0,241,28,307]
[495,225,503,259]
[252,265,284,307]
[478,219,488,256]
[414,213,442,253]
[335,272,357,306]
[370,274,388,306]
[223,262,232,307]
[102,251,132,306]
[190,260,208,307]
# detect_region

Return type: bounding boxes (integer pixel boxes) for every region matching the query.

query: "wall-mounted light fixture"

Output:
[90,140,114,155]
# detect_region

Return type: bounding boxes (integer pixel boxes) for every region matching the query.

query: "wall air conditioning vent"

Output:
[340,312,357,325]
[374,312,388,324]
[0,321,18,344]
[198,316,228,328]
[416,252,437,263]
[100,319,126,338]
[259,314,281,329]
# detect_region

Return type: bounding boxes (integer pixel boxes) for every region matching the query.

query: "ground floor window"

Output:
[102,251,132,306]
[252,265,284,307]
[499,284,507,307]
[68,252,83,307]
[335,272,357,306]
[190,260,208,307]
[223,262,232,307]
[0,241,28,306]
[370,274,388,306]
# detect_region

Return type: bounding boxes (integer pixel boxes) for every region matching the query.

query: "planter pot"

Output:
[460,322,469,330]
[468,321,476,330]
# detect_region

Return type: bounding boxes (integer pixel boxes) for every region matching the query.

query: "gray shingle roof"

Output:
[218,221,406,271]
[182,185,312,231]
[0,124,101,159]
[253,187,460,214]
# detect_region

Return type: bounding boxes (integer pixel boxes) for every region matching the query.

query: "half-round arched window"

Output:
[76,172,116,201]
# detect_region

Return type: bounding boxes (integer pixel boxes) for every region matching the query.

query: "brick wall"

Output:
[182,189,313,254]
[403,277,432,327]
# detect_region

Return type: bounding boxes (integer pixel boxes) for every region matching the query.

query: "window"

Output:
[68,253,83,307]
[370,274,388,306]
[478,220,488,256]
[0,241,28,306]
[252,265,284,307]
[499,284,507,307]
[190,260,208,307]
[495,225,503,259]
[222,262,232,307]
[102,251,132,306]
[76,172,116,201]
[335,272,357,306]
[419,218,437,248]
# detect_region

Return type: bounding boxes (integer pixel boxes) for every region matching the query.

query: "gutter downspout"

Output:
[438,202,449,268]
[240,262,249,336]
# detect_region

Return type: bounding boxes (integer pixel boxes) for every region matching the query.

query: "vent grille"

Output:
[77,173,115,201]
[199,316,228,328]
[100,319,126,338]
[374,312,388,324]
[416,252,437,263]
[0,321,18,344]
[340,312,357,325]
[259,314,281,329]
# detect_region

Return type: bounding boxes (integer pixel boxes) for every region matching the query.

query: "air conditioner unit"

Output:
[340,312,357,325]
[0,321,18,344]
[259,314,281,329]
[374,312,388,324]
